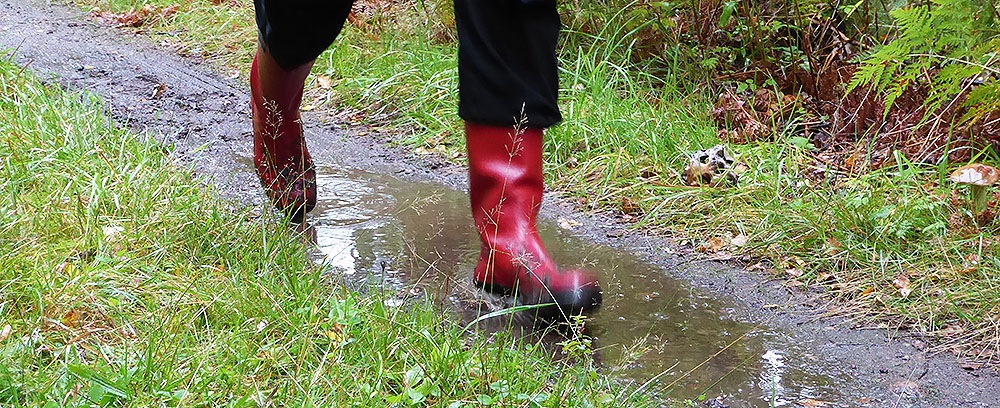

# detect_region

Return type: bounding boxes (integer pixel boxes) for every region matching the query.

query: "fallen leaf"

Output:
[709,252,734,261]
[961,361,983,370]
[892,275,912,297]
[781,256,803,268]
[937,325,964,336]
[796,398,830,407]
[859,287,874,296]
[730,234,748,247]
[316,75,332,89]
[92,4,179,28]
[959,253,980,274]
[786,268,803,278]
[62,310,80,328]
[619,196,640,214]
[889,380,921,397]
[783,279,805,287]
[150,83,166,99]
[0,325,11,342]
[102,225,125,241]
[558,218,581,230]
[818,272,834,281]
[825,237,843,255]
[698,237,729,253]
[703,396,729,408]
[325,329,344,343]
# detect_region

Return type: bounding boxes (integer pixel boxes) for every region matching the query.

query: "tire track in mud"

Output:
[1,0,998,406]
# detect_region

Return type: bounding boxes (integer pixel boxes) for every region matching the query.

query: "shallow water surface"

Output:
[305,164,861,407]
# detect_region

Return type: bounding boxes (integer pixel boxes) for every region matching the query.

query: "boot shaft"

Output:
[465,122,545,237]
[250,50,313,169]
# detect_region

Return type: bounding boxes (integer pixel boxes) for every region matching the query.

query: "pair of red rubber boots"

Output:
[250,50,601,321]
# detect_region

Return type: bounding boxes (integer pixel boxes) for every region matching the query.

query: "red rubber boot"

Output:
[467,122,602,322]
[250,49,317,222]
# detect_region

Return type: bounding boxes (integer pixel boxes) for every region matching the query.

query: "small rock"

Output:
[703,396,729,408]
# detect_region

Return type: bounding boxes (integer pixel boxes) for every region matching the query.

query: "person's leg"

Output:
[455,0,561,128]
[455,0,601,321]
[251,0,354,221]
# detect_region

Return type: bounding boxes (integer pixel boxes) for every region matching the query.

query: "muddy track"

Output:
[2,0,998,406]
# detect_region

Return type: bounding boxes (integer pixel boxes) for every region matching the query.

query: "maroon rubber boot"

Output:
[250,49,317,222]
[466,122,602,322]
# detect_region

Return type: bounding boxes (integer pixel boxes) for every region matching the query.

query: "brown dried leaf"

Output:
[62,310,80,329]
[150,83,167,99]
[698,237,729,253]
[960,361,983,370]
[825,237,843,255]
[711,89,772,144]
[892,275,912,297]
[619,197,640,214]
[92,4,179,28]
[959,253,980,274]
[316,75,332,90]
[796,399,830,407]
[682,160,714,186]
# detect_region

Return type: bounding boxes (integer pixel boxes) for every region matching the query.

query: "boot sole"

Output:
[474,279,602,323]
[521,285,602,324]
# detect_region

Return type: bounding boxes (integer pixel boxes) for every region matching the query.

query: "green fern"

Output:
[850,0,1000,126]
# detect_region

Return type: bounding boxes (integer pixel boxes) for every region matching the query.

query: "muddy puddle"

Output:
[283,162,868,407]
[163,150,854,406]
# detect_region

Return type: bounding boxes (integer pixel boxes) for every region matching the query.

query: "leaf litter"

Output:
[90,4,179,28]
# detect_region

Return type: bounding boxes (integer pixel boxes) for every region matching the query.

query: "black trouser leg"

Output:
[254,0,562,128]
[253,0,355,70]
[455,0,562,128]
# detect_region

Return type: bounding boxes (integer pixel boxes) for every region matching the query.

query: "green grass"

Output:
[0,55,662,406]
[67,0,1000,364]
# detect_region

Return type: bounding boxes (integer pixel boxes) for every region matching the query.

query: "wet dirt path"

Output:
[2,0,998,406]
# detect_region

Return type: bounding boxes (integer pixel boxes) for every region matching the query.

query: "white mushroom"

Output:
[949,163,1000,214]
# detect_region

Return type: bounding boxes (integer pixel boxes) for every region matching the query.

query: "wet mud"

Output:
[1,0,998,406]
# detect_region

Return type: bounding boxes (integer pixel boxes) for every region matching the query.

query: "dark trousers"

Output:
[254,0,562,128]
